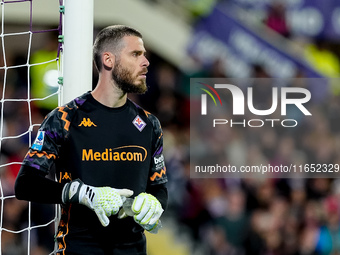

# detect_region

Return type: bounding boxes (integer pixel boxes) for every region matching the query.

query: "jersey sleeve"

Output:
[22,105,72,174]
[148,114,167,186]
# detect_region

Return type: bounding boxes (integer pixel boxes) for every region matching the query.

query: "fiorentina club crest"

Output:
[132,115,146,132]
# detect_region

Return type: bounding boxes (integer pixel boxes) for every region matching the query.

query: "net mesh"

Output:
[0,0,63,254]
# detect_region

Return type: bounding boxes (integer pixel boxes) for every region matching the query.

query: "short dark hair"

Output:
[93,25,142,71]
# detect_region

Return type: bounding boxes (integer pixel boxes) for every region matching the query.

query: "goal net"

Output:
[0,0,63,254]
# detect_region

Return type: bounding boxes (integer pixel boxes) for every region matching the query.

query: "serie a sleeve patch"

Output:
[31,131,45,151]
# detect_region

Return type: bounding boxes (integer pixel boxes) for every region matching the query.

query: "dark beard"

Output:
[112,62,148,94]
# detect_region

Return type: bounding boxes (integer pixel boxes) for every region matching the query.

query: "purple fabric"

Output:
[30,163,41,170]
[75,97,86,106]
[153,146,163,157]
[45,130,61,140]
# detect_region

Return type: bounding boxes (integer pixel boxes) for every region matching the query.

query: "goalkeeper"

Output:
[15,25,167,255]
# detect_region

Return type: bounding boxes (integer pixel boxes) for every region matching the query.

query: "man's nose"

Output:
[141,55,150,67]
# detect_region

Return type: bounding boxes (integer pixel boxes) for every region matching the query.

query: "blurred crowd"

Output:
[173,2,340,255]
[1,1,340,255]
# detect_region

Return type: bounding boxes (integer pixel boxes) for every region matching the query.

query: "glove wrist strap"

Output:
[61,184,69,204]
[62,179,84,204]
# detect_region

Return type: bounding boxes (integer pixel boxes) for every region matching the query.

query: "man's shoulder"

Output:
[42,92,91,130]
[49,92,90,114]
[64,91,90,109]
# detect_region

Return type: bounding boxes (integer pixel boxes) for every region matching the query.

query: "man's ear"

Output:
[102,52,114,70]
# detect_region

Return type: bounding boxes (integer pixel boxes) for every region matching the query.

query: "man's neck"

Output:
[91,77,127,108]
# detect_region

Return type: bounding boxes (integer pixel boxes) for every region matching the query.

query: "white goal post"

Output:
[62,0,93,103]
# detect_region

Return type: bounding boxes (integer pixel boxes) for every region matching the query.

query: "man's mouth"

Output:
[139,71,148,78]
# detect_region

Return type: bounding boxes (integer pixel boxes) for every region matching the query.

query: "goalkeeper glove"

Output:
[62,179,133,227]
[131,193,164,233]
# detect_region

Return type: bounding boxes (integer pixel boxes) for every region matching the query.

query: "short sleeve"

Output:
[22,105,71,174]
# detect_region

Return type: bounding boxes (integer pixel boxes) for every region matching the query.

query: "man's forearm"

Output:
[15,165,64,204]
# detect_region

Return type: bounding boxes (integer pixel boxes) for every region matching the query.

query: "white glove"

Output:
[131,193,164,232]
[62,179,133,227]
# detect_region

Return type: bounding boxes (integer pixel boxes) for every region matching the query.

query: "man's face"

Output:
[112,36,149,94]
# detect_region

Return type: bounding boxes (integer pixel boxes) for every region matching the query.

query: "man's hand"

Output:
[131,193,164,232]
[62,179,133,227]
